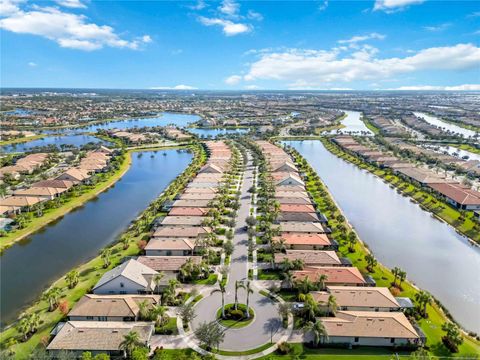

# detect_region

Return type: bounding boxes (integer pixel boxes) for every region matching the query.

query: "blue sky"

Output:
[1,0,479,90]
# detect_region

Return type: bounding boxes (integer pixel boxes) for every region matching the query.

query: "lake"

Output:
[0,149,192,326]
[2,134,110,153]
[285,140,480,333]
[414,112,477,138]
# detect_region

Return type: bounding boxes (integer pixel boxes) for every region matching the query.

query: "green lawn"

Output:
[257,269,283,280]
[192,274,218,285]
[155,317,178,335]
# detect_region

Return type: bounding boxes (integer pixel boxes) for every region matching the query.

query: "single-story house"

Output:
[179,193,217,200]
[56,168,90,183]
[68,294,160,321]
[198,164,224,174]
[275,173,305,187]
[47,321,154,357]
[277,212,320,222]
[93,259,158,295]
[275,191,309,198]
[152,226,211,238]
[270,160,298,173]
[184,187,217,194]
[144,238,197,256]
[311,286,401,312]
[13,186,62,200]
[291,266,367,287]
[136,255,202,272]
[319,311,421,347]
[279,204,316,213]
[428,182,480,210]
[276,197,312,205]
[168,207,210,216]
[274,250,342,267]
[172,199,212,208]
[279,222,326,233]
[161,216,205,226]
[273,233,334,250]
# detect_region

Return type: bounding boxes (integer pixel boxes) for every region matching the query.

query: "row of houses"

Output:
[333,136,480,211]
[256,141,423,348]
[0,152,50,180]
[46,141,233,357]
[0,147,114,216]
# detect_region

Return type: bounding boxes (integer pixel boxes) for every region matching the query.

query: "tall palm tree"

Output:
[119,331,141,358]
[154,305,169,327]
[18,316,31,341]
[398,270,407,289]
[415,291,432,318]
[42,287,61,311]
[234,280,245,311]
[315,274,328,291]
[296,276,313,295]
[244,281,254,318]
[65,270,79,289]
[211,283,227,318]
[100,248,112,268]
[153,272,165,295]
[327,295,337,316]
[392,267,401,286]
[303,320,328,347]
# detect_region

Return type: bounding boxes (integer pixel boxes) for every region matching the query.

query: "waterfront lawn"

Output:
[0,134,46,146]
[287,145,480,358]
[0,152,131,251]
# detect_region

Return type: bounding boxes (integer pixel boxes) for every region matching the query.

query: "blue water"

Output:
[2,134,110,153]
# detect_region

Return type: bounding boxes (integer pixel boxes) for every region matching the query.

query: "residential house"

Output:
[144,238,197,256]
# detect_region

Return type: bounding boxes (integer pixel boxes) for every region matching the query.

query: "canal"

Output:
[2,134,111,153]
[338,110,373,135]
[285,140,480,333]
[414,112,477,138]
[0,149,192,326]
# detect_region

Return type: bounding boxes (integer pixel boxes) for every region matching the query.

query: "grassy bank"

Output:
[361,116,381,135]
[448,143,480,155]
[0,152,131,251]
[0,135,46,147]
[284,144,480,358]
[0,143,207,359]
[321,138,480,244]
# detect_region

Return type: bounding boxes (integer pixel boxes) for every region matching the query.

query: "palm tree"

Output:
[281,271,294,289]
[315,274,328,291]
[303,294,319,322]
[296,277,313,294]
[303,320,328,347]
[398,270,407,289]
[211,283,227,318]
[42,287,61,311]
[138,300,150,320]
[244,281,254,318]
[327,295,337,316]
[154,305,169,327]
[347,232,357,252]
[365,254,377,272]
[100,248,112,268]
[234,280,245,311]
[415,290,432,318]
[153,272,165,295]
[119,331,141,358]
[18,316,31,341]
[392,267,401,286]
[65,270,79,289]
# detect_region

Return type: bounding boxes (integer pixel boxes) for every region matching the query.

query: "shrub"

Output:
[227,309,244,320]
[277,342,292,354]
[442,336,459,353]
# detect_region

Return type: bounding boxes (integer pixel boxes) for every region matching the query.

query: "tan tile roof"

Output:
[93,259,157,290]
[47,321,153,351]
[168,207,210,216]
[293,266,366,285]
[321,311,419,339]
[153,226,211,238]
[146,238,196,250]
[137,256,202,271]
[275,191,309,198]
[14,187,60,197]
[277,197,312,205]
[279,222,325,233]
[172,200,212,207]
[161,216,205,226]
[179,193,217,200]
[68,294,160,318]
[275,250,341,266]
[280,204,316,213]
[311,286,400,308]
[0,195,43,207]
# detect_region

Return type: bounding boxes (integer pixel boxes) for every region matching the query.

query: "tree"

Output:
[42,287,61,311]
[194,321,225,351]
[138,300,151,321]
[234,280,245,310]
[244,280,254,318]
[278,302,291,321]
[223,240,234,256]
[295,276,313,294]
[415,291,432,318]
[153,305,169,327]
[410,347,431,360]
[302,294,319,322]
[211,283,227,318]
[303,320,328,347]
[315,274,328,291]
[153,272,165,295]
[392,266,401,286]
[398,270,407,289]
[347,232,357,252]
[100,248,112,268]
[441,322,463,352]
[364,254,377,272]
[119,331,142,358]
[121,236,130,250]
[178,302,196,324]
[327,295,337,316]
[246,216,257,227]
[65,270,79,289]
[18,316,31,341]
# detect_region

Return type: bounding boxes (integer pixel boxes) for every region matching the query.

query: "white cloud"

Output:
[244,84,261,90]
[247,10,263,21]
[423,23,451,32]
[219,0,239,16]
[188,0,206,11]
[0,0,22,16]
[225,75,242,85]
[54,0,86,9]
[141,35,152,43]
[393,84,480,91]
[28,61,37,67]
[318,0,328,11]
[237,43,480,88]
[374,0,425,12]
[150,85,197,90]
[0,4,150,51]
[198,16,251,36]
[338,33,386,44]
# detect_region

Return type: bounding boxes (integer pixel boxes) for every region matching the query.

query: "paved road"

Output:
[191,152,285,351]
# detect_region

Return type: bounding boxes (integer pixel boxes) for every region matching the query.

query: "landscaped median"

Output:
[0,142,207,359]
[321,137,480,244]
[283,144,480,358]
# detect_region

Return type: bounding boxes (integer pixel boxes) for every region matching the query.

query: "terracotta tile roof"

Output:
[274,233,332,246]
[161,216,205,226]
[280,204,316,213]
[168,207,210,216]
[428,182,480,205]
[277,197,312,205]
[146,238,196,251]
